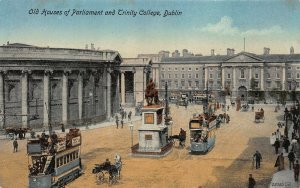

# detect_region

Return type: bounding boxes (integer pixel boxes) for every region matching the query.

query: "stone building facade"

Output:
[0,43,122,129]
[151,48,300,101]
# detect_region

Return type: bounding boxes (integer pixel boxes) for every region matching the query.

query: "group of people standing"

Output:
[115,107,132,129]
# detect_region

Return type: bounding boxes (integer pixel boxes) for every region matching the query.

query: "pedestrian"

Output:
[124,111,127,120]
[253,151,262,169]
[294,160,300,182]
[274,138,280,154]
[115,114,119,129]
[275,153,285,171]
[227,105,230,111]
[252,106,254,112]
[248,174,256,188]
[61,123,65,133]
[121,119,124,128]
[288,150,296,170]
[282,137,290,153]
[128,111,132,121]
[13,139,18,152]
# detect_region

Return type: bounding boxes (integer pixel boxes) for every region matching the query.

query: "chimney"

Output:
[227,48,234,56]
[211,49,215,56]
[290,46,294,55]
[263,47,270,55]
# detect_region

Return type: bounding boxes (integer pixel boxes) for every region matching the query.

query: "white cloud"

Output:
[201,16,283,36]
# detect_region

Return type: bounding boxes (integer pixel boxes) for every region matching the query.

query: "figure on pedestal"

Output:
[145,78,159,106]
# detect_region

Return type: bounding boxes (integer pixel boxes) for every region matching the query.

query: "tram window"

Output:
[67,155,69,163]
[60,157,63,166]
[56,159,59,168]
[64,156,67,164]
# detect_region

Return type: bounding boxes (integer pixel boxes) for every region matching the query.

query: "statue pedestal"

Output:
[131,105,173,158]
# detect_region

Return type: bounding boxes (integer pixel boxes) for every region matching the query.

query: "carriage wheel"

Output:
[96,172,105,184]
[109,174,118,185]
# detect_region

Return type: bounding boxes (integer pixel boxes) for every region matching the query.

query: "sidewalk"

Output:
[0,114,142,140]
[269,114,300,188]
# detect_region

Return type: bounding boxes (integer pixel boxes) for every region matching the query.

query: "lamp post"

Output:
[284,107,289,139]
[129,122,134,148]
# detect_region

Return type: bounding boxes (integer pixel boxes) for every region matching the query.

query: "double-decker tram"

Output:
[27,128,82,188]
[189,114,217,154]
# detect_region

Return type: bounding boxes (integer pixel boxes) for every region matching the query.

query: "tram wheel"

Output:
[96,172,105,184]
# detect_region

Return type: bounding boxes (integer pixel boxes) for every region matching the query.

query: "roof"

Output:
[160,51,300,63]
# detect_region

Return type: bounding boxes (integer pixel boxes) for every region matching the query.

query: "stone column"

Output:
[249,66,252,80]
[62,71,70,124]
[221,66,225,88]
[89,71,96,117]
[233,67,236,89]
[154,67,159,89]
[78,71,83,120]
[106,68,112,119]
[0,71,5,128]
[121,71,126,105]
[204,67,208,89]
[132,69,136,106]
[282,65,286,91]
[115,71,120,114]
[43,70,51,128]
[260,66,264,90]
[21,70,29,128]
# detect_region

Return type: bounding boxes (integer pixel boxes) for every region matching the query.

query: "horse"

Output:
[169,134,186,148]
[92,160,122,185]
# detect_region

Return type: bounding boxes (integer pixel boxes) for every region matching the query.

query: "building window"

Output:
[175,81,178,88]
[181,80,185,87]
[195,67,199,71]
[161,74,164,79]
[174,68,178,71]
[168,81,171,88]
[276,81,281,88]
[182,74,185,79]
[276,73,280,79]
[161,81,165,87]
[188,81,192,87]
[297,67,300,70]
[267,73,270,79]
[218,73,221,79]
[255,74,259,79]
[288,73,292,79]
[188,74,192,79]
[188,67,192,71]
[175,74,178,79]
[195,81,199,88]
[195,74,199,79]
[240,69,245,79]
[297,73,300,79]
[209,67,213,71]
[254,82,259,88]
[168,74,171,79]
[182,67,185,71]
[168,67,172,71]
[288,67,291,70]
[162,68,165,71]
[267,82,271,88]
[227,74,231,79]
[209,74,213,79]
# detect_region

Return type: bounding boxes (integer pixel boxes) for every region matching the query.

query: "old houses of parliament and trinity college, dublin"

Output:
[0,42,300,129]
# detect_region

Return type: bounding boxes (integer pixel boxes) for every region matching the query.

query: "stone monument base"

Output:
[130,142,173,158]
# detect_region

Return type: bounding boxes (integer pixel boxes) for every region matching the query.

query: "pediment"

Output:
[225,53,263,63]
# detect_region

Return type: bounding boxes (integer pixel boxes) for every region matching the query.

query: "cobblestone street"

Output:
[0,104,285,188]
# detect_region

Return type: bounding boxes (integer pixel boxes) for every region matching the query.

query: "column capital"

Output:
[0,70,7,75]
[132,67,136,74]
[21,70,31,75]
[63,70,72,76]
[44,69,53,76]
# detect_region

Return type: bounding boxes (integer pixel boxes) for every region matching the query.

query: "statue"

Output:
[145,78,159,106]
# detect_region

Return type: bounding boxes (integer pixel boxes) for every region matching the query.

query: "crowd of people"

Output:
[115,105,132,129]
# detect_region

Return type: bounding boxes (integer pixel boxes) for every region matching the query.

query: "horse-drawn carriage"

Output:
[255,109,265,123]
[92,157,122,185]
[168,131,186,148]
[5,127,31,139]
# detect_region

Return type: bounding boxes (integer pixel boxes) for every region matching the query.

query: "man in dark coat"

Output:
[115,115,119,129]
[274,139,280,154]
[288,150,296,170]
[253,151,262,169]
[282,137,290,153]
[294,160,300,181]
[248,174,256,188]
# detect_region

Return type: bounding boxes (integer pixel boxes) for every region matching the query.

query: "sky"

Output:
[0,0,300,57]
